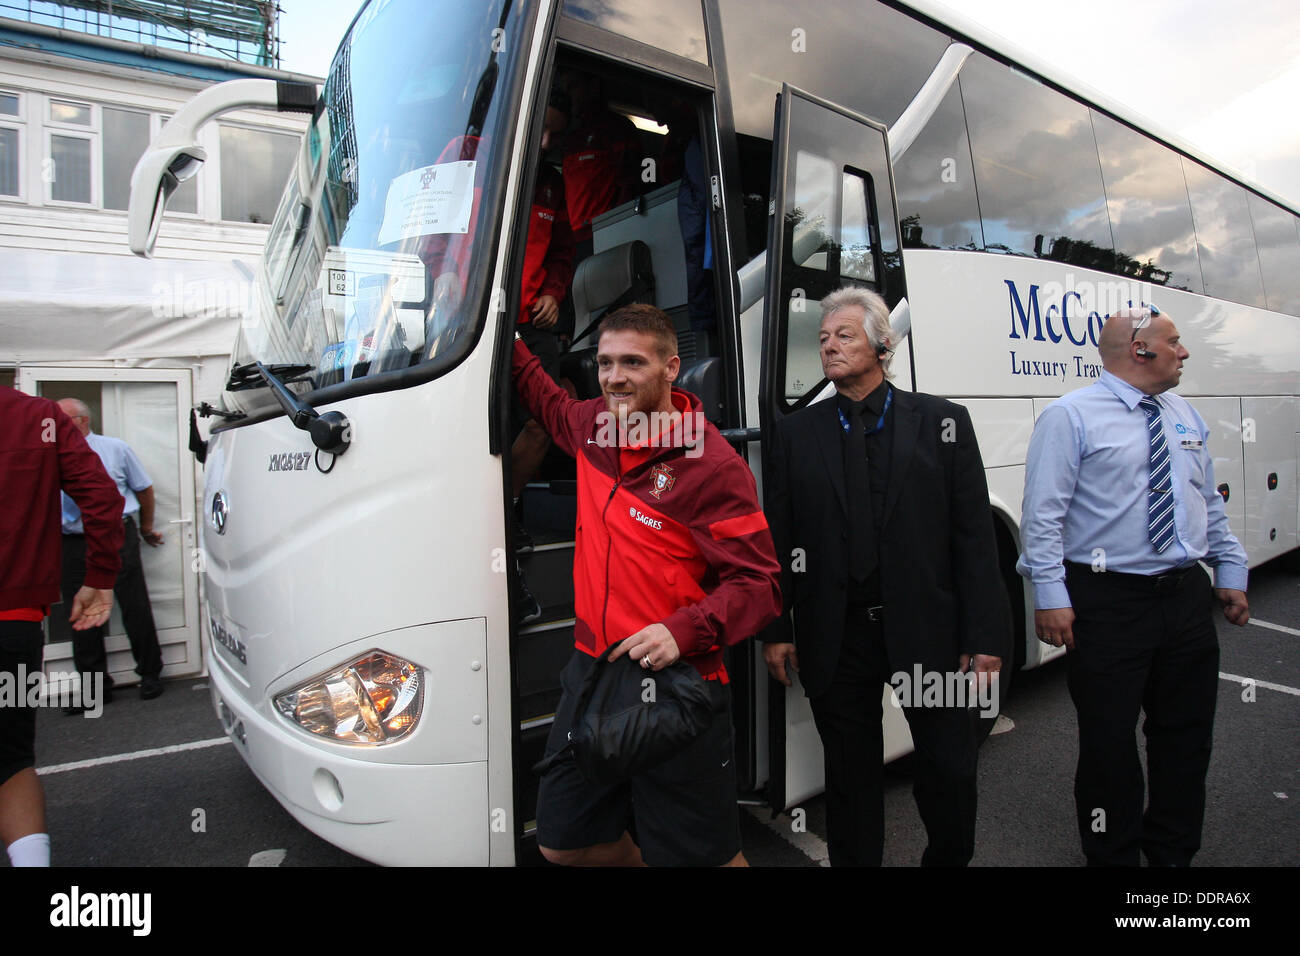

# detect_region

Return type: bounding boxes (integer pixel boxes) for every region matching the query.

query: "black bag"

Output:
[534,641,716,786]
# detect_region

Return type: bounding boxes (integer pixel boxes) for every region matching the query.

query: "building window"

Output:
[1,91,21,199]
[102,107,150,211]
[49,99,91,126]
[0,126,17,197]
[219,125,299,224]
[49,132,92,203]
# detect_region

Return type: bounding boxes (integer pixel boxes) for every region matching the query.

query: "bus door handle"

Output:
[718,427,762,444]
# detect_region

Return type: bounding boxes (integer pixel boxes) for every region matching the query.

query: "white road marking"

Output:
[1219,672,1300,697]
[37,736,232,776]
[746,806,831,867]
[1249,619,1300,638]
[249,849,287,867]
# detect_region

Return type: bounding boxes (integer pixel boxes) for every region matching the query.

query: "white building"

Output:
[1,10,317,685]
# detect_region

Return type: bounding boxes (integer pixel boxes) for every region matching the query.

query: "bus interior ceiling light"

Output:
[274,651,423,744]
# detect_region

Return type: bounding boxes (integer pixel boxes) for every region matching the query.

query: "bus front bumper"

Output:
[209,663,491,866]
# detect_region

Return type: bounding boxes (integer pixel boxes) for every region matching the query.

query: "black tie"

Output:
[847,404,877,582]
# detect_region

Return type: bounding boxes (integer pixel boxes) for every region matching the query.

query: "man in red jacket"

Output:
[559,71,642,257]
[513,304,781,866]
[510,95,575,531]
[0,388,123,867]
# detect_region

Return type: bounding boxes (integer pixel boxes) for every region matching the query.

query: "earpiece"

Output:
[1135,346,1154,359]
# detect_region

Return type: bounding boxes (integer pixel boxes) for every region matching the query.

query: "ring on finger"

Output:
[642,654,652,668]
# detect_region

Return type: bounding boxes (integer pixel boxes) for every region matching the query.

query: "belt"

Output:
[1065,561,1199,592]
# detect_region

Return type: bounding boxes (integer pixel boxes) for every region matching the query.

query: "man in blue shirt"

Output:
[1018,305,1249,866]
[56,399,165,707]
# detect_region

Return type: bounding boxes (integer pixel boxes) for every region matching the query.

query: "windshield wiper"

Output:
[237,361,351,456]
[227,362,314,391]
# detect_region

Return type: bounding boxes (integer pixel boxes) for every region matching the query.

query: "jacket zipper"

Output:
[600,473,620,646]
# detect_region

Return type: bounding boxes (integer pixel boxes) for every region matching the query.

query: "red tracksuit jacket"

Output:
[518,163,574,325]
[512,340,781,680]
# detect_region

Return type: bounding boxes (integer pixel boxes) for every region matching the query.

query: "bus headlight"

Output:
[273,651,423,744]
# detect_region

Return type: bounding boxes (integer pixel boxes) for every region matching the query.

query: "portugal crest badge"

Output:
[649,463,675,499]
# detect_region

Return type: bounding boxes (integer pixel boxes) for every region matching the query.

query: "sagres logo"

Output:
[629,506,662,531]
[50,886,151,936]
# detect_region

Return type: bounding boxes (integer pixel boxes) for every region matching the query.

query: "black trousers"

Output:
[59,516,163,688]
[809,604,978,866]
[0,620,43,785]
[1065,562,1220,866]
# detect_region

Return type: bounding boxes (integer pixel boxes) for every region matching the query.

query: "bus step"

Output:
[518,546,574,619]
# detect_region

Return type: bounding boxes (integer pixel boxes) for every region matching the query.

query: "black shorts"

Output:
[0,620,44,787]
[511,322,563,435]
[536,649,742,866]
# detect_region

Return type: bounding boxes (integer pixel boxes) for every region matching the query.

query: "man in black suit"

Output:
[761,286,1011,866]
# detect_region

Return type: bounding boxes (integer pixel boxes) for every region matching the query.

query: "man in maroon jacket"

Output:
[0,387,123,866]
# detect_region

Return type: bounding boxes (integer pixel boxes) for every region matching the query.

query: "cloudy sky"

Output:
[278,0,1300,208]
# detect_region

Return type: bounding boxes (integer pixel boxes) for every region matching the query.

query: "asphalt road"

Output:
[16,558,1298,869]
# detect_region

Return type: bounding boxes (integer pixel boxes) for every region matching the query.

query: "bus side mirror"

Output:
[131,144,209,256]
[890,296,911,344]
[128,78,318,257]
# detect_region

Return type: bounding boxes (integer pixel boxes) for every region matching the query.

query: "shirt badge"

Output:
[649,463,675,499]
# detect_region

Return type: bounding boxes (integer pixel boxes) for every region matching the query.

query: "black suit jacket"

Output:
[761,387,1011,700]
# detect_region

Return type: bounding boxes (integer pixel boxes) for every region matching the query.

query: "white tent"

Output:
[1,248,251,388]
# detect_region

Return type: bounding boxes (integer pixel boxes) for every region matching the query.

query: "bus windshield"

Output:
[227,0,524,416]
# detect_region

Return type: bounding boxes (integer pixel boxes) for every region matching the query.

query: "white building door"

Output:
[15,366,201,683]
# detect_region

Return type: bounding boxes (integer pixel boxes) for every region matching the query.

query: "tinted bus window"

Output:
[717,0,949,141]
[563,0,708,63]
[1248,193,1300,315]
[1091,111,1202,293]
[961,55,1112,268]
[1183,160,1266,308]
[894,84,983,251]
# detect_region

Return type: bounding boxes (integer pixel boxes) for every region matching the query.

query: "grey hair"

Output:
[819,286,894,379]
[57,397,92,420]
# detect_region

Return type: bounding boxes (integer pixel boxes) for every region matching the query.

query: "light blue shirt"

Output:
[62,432,152,534]
[1017,370,1248,608]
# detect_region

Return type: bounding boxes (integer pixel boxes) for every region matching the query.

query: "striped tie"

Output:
[1138,396,1175,554]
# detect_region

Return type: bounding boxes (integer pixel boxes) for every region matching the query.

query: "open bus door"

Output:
[759,84,914,811]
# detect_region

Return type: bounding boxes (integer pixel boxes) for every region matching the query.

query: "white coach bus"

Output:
[128,0,1300,865]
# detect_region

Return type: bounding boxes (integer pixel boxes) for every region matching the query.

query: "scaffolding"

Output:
[0,0,281,67]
